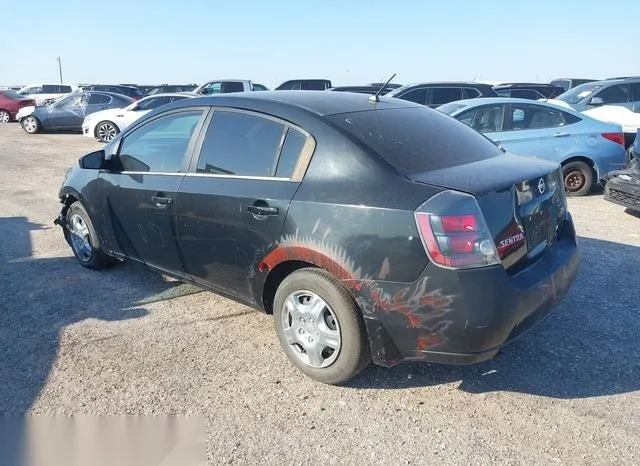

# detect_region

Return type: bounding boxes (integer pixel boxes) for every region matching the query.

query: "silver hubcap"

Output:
[23,117,36,132]
[281,290,341,368]
[0,111,9,123]
[68,213,92,262]
[97,123,117,141]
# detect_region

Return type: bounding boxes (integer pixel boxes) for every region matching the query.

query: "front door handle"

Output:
[151,196,173,208]
[247,205,279,217]
[553,132,570,137]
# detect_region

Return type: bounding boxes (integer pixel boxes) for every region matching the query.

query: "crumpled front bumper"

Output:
[604,160,640,211]
[348,214,580,367]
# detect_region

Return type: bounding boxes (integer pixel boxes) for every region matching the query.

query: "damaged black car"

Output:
[604,156,640,213]
[55,91,579,384]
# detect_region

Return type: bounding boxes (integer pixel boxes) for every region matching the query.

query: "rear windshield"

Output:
[0,89,25,100]
[327,107,502,173]
[556,83,602,104]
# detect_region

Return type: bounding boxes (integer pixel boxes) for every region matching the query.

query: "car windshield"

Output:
[436,102,468,115]
[327,107,502,174]
[556,83,602,104]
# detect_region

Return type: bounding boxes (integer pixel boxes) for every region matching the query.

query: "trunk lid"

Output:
[409,154,568,272]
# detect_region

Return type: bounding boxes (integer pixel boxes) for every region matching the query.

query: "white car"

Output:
[193,79,254,95]
[17,83,76,106]
[82,92,195,142]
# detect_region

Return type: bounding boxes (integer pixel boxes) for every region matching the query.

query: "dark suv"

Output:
[145,84,198,95]
[55,91,579,384]
[275,79,332,90]
[80,84,144,100]
[385,82,498,107]
[493,83,565,100]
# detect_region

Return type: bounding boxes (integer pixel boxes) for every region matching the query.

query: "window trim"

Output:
[186,107,316,182]
[108,107,209,174]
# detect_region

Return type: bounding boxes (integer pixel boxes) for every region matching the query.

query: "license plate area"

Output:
[524,209,550,251]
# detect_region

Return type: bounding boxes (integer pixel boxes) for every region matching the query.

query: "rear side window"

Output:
[276,129,306,178]
[196,111,285,176]
[596,84,629,104]
[511,89,540,100]
[328,107,502,173]
[463,88,480,99]
[59,85,72,93]
[42,85,57,93]
[430,87,463,106]
[88,94,112,105]
[301,81,329,90]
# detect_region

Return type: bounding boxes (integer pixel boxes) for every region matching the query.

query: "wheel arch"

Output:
[261,260,317,314]
[93,119,120,138]
[561,155,599,179]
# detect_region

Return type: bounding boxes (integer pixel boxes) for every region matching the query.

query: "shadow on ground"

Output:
[0,217,202,414]
[349,236,640,399]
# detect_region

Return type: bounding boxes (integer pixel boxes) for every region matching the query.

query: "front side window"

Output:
[196,111,285,177]
[135,97,166,111]
[463,88,480,99]
[511,89,541,100]
[55,94,83,109]
[398,87,428,105]
[59,85,72,93]
[595,84,629,104]
[630,83,640,102]
[429,87,463,106]
[220,82,245,93]
[117,111,202,173]
[456,105,504,133]
[42,85,58,93]
[202,82,222,95]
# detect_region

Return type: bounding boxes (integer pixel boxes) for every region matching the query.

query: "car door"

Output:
[497,103,578,161]
[98,108,207,274]
[44,93,85,129]
[175,109,312,302]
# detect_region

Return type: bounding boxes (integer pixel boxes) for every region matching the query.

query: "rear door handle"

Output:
[553,132,570,137]
[151,196,173,208]
[247,205,279,216]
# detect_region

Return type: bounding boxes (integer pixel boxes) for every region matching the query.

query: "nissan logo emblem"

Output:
[538,178,546,194]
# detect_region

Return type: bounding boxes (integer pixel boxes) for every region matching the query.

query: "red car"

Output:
[0,89,36,123]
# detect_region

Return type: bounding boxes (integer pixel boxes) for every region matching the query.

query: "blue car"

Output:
[438,98,628,196]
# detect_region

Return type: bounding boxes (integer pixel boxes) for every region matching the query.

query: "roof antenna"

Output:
[369,73,396,103]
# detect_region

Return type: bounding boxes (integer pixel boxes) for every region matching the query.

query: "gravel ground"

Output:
[0,124,638,465]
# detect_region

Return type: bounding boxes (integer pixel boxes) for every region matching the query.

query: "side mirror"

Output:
[588,97,604,106]
[79,150,105,169]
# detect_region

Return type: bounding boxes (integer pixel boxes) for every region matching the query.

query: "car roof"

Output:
[493,83,562,88]
[441,96,577,109]
[139,92,196,99]
[163,90,422,117]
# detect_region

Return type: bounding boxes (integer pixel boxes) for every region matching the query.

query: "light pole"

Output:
[57,57,63,84]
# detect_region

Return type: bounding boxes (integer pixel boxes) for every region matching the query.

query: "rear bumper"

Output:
[349,214,580,367]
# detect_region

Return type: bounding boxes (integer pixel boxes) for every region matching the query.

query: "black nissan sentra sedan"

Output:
[55,91,580,384]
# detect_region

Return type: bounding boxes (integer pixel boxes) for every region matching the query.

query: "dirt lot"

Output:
[0,124,638,464]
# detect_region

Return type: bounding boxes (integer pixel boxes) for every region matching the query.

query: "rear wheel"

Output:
[273,268,370,385]
[64,201,113,269]
[0,110,10,123]
[95,121,119,143]
[562,161,593,197]
[22,115,40,134]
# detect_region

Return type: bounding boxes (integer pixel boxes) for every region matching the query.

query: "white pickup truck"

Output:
[17,83,76,106]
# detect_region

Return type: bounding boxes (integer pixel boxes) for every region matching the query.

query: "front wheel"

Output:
[22,115,40,134]
[95,121,119,143]
[64,201,113,269]
[273,268,370,385]
[562,161,593,197]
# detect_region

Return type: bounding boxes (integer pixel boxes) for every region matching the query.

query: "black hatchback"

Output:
[55,92,579,384]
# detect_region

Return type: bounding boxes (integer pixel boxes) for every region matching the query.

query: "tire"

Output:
[562,161,593,197]
[0,109,10,123]
[273,268,370,384]
[21,115,40,134]
[95,121,120,143]
[63,201,113,269]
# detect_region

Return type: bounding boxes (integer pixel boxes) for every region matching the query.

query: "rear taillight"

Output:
[602,132,625,146]
[414,190,500,269]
